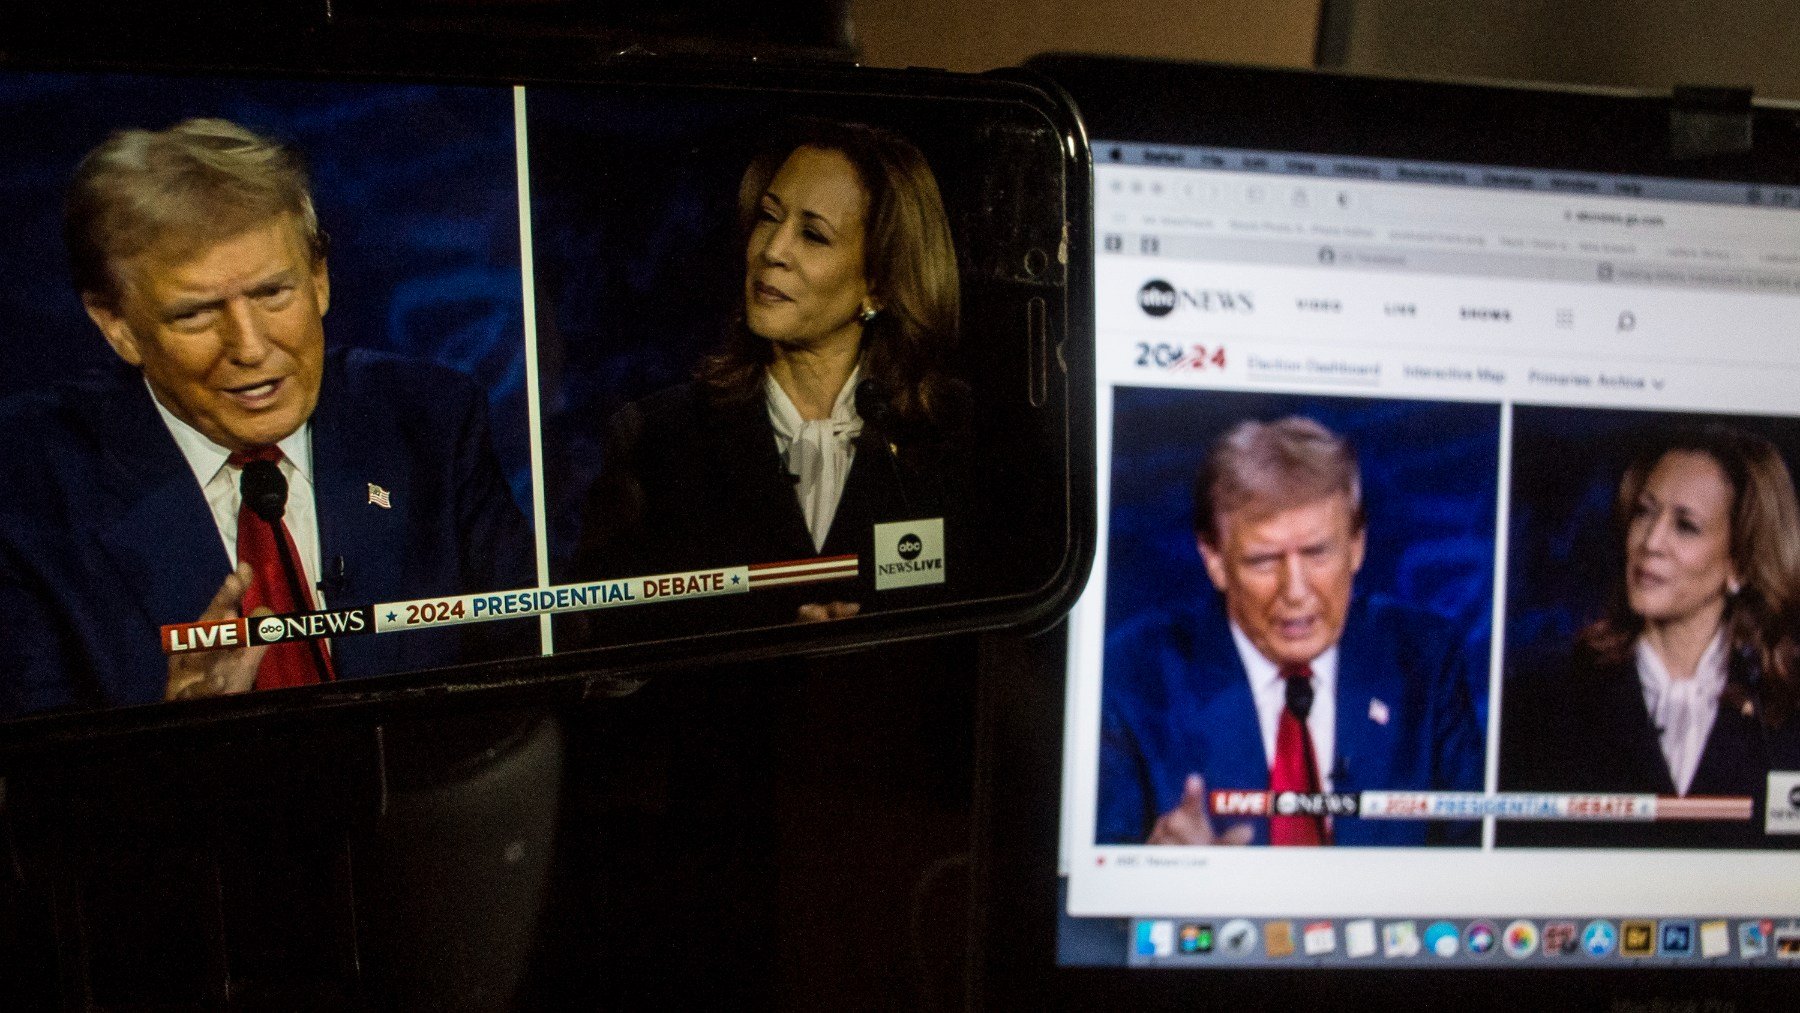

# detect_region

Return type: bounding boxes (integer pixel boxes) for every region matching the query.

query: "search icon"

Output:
[1617,311,1636,332]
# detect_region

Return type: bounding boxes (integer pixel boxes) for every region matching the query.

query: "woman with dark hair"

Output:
[572,120,969,629]
[1502,424,1800,847]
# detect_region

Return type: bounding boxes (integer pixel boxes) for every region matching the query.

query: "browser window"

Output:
[1060,142,1800,966]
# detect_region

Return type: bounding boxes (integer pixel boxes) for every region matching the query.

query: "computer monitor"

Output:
[1006,54,1800,1006]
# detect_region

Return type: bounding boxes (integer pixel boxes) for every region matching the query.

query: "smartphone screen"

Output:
[0,60,1088,740]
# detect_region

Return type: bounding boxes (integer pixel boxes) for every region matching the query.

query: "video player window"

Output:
[522,90,989,643]
[0,73,533,718]
[0,66,1074,731]
[1098,389,1496,848]
[1060,138,1800,968]
[1500,406,1800,850]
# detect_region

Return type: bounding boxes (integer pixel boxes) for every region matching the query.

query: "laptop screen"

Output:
[1059,133,1800,967]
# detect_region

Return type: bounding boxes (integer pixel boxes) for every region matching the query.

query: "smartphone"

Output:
[0,39,1093,750]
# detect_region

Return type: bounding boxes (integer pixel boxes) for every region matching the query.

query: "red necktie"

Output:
[230,446,333,690]
[1269,663,1331,846]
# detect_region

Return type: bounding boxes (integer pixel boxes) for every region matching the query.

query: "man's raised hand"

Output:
[164,563,270,701]
[1147,774,1255,846]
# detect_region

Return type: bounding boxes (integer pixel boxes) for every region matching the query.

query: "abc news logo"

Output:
[1765,772,1800,835]
[1211,790,1360,817]
[1137,279,1254,318]
[873,518,946,590]
[256,608,369,644]
[880,532,940,575]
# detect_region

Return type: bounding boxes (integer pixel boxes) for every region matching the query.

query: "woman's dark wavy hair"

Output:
[696,119,962,434]
[1579,424,1800,727]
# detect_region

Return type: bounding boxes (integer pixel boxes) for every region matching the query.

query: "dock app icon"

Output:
[1502,920,1539,959]
[1423,921,1459,958]
[1739,921,1771,958]
[1699,921,1731,959]
[1179,923,1214,955]
[1543,921,1578,956]
[1464,921,1497,956]
[1220,919,1258,957]
[1581,921,1617,958]
[1264,921,1296,958]
[1303,921,1336,956]
[1659,921,1695,957]
[1134,920,1174,957]
[1621,921,1656,957]
[1382,921,1421,958]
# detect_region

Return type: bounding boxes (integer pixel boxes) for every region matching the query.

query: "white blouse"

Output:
[1635,630,1729,796]
[766,367,863,553]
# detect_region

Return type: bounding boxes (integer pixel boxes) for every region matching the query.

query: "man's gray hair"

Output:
[1193,415,1364,544]
[65,117,323,304]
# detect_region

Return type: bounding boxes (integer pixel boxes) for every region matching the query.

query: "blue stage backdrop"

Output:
[1505,404,1800,681]
[525,86,750,582]
[1105,387,1501,726]
[0,70,530,511]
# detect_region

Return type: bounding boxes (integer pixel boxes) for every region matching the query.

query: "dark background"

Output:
[0,70,533,511]
[525,83,748,571]
[1104,386,1501,727]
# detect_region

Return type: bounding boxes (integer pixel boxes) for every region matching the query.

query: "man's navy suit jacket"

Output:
[1097,593,1484,846]
[0,347,534,717]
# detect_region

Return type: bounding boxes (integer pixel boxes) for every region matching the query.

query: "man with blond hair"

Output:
[1097,415,1482,846]
[0,117,530,716]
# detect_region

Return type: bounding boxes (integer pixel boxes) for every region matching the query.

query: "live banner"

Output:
[1206,788,1754,824]
[162,554,858,655]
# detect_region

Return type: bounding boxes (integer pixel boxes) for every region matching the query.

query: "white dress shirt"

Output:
[1230,621,1338,789]
[766,366,863,553]
[150,383,324,605]
[1636,630,1728,797]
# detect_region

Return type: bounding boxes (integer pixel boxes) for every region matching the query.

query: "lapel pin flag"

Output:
[368,483,392,509]
[1368,698,1390,726]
